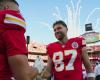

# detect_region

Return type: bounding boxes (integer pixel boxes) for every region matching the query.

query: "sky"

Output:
[17,0,100,44]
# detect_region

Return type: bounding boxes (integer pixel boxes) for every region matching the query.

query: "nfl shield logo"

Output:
[72,42,78,48]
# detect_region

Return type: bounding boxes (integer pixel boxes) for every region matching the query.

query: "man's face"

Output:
[53,24,68,41]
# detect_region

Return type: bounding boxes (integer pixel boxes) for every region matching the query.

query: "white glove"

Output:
[34,56,44,73]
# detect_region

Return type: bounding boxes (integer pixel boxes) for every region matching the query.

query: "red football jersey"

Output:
[0,10,28,80]
[47,37,86,80]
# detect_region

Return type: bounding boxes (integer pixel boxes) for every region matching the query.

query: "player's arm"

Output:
[41,56,52,78]
[8,55,38,80]
[82,47,95,80]
[3,30,38,80]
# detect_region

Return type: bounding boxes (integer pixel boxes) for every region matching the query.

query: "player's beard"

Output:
[55,32,65,41]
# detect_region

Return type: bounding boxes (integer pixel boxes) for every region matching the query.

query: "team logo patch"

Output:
[72,42,78,48]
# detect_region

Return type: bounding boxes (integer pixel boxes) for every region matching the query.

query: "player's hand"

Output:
[29,66,39,80]
[40,67,51,78]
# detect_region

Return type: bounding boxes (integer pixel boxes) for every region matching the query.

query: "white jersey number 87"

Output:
[53,50,77,72]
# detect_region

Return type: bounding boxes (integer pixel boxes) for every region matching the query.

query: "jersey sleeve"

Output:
[2,29,28,56]
[0,10,26,32]
[46,44,51,57]
[0,11,5,24]
[81,38,86,48]
[4,13,26,29]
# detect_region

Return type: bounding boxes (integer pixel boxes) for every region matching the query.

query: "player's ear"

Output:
[66,27,68,31]
[67,28,68,31]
